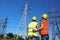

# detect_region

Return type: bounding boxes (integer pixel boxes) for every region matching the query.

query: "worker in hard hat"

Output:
[33,14,49,40]
[28,16,38,40]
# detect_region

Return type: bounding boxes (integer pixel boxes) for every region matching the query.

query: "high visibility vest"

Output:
[28,21,38,37]
[40,19,48,35]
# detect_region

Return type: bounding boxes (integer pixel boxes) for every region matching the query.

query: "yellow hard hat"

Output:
[32,16,36,21]
[42,14,48,19]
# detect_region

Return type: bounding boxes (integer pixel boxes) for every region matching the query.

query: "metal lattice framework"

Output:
[0,16,8,37]
[17,3,28,37]
[49,8,60,40]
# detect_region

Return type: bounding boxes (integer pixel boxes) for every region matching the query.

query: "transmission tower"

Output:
[17,3,28,37]
[2,16,8,35]
[49,8,60,40]
[0,16,8,37]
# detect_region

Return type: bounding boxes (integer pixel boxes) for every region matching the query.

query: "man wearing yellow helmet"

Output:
[28,16,38,40]
[33,14,49,40]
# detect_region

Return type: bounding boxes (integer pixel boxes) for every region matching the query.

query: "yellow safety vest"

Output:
[28,21,38,37]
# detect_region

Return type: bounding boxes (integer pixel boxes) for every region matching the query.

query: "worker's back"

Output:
[28,21,38,37]
[40,19,48,35]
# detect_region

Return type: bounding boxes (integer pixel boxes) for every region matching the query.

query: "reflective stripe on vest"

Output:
[28,22,38,37]
[40,19,48,35]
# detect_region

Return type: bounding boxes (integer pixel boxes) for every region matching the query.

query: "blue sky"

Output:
[0,0,60,40]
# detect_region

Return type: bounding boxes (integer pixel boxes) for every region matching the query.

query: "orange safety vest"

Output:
[39,19,48,35]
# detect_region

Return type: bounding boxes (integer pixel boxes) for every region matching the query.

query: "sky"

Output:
[0,0,60,40]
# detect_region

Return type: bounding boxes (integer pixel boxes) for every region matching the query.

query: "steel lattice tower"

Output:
[49,8,60,40]
[17,3,28,37]
[0,16,8,37]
